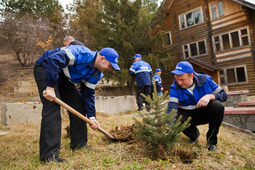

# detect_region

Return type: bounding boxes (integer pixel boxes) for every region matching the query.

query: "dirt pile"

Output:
[109,124,136,143]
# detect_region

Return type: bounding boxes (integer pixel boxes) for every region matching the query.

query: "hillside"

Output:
[0,53,35,103]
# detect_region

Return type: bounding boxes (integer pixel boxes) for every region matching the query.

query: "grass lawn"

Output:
[0,110,255,169]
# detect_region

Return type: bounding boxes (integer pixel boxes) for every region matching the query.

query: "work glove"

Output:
[89,117,100,130]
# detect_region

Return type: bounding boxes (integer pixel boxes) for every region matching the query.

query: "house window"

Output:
[183,40,207,58]
[214,36,221,52]
[222,34,230,50]
[210,1,224,20]
[184,45,189,58]
[165,32,172,46]
[231,32,240,48]
[198,41,206,54]
[241,29,249,45]
[213,28,250,52]
[220,66,247,85]
[179,8,203,30]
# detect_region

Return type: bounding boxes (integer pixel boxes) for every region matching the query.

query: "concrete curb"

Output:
[1,95,137,125]
[222,122,255,136]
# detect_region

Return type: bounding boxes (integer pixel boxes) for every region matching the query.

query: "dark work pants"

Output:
[137,85,151,109]
[34,63,87,160]
[177,100,224,145]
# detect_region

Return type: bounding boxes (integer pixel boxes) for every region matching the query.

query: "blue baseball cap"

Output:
[171,61,193,75]
[100,48,121,71]
[132,54,142,60]
[155,68,162,72]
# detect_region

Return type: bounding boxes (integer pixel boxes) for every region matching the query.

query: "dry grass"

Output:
[0,110,255,169]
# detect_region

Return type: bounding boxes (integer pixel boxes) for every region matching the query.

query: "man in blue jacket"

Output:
[34,45,120,163]
[167,61,227,151]
[152,68,163,96]
[129,54,152,111]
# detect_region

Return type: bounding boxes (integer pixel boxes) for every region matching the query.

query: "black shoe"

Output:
[137,107,143,111]
[207,144,217,151]
[42,157,67,163]
[145,106,151,112]
[188,130,200,144]
[72,145,90,151]
[188,138,198,144]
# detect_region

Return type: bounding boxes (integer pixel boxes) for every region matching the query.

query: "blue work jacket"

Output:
[129,60,152,86]
[167,72,227,113]
[152,73,162,93]
[36,45,103,118]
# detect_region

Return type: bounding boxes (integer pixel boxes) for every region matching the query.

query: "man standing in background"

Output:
[63,36,85,46]
[152,68,163,96]
[129,54,152,111]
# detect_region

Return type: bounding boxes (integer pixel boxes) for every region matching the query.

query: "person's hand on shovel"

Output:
[89,117,100,130]
[43,87,56,101]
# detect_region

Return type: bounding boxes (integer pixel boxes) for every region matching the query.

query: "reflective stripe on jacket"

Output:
[129,60,152,86]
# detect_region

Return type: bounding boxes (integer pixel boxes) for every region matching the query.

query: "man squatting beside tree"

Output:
[34,45,121,163]
[167,61,227,151]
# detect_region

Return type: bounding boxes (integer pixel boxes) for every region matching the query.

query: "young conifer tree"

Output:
[134,81,191,160]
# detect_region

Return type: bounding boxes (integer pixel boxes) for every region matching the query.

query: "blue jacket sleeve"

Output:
[80,82,96,118]
[129,64,136,77]
[167,84,179,113]
[207,77,228,102]
[79,72,103,118]
[45,50,71,87]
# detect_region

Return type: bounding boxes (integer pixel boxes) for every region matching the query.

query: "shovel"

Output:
[53,97,116,140]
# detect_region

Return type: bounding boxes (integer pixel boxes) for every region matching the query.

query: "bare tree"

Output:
[1,12,51,67]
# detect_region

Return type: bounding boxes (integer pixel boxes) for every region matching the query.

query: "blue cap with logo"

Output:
[100,47,121,71]
[171,61,193,75]
[132,54,142,60]
[155,68,162,73]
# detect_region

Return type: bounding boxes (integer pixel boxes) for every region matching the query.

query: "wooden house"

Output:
[153,0,255,96]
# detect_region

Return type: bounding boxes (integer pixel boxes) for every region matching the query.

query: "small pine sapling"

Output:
[133,80,191,160]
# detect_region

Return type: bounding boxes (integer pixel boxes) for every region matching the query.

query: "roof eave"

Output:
[232,0,255,10]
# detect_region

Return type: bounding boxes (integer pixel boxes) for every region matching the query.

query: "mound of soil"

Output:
[109,124,136,143]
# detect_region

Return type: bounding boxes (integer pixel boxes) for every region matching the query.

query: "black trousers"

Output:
[34,63,87,160]
[177,100,224,145]
[137,85,151,108]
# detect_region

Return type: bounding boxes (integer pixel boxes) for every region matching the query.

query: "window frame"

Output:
[165,31,172,46]
[220,65,248,85]
[212,27,250,53]
[182,39,207,59]
[178,7,203,30]
[209,0,224,20]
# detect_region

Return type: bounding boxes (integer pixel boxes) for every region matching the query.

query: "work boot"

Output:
[137,107,143,111]
[207,144,217,151]
[188,130,200,144]
[42,157,67,163]
[145,106,151,112]
[71,144,90,151]
[188,138,198,144]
